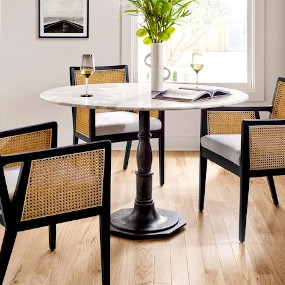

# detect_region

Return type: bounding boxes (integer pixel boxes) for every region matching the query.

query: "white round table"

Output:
[41,83,248,239]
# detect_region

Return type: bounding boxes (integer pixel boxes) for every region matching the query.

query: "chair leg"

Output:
[199,155,207,211]
[0,230,17,284]
[99,215,110,285]
[49,224,56,251]
[239,173,250,243]
[267,176,279,206]
[73,135,79,145]
[159,135,165,186]
[123,141,132,170]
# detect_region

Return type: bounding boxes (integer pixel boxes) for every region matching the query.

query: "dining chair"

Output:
[70,65,165,186]
[199,77,285,243]
[0,122,111,285]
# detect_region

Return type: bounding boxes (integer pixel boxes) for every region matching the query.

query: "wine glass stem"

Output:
[85,78,89,95]
[196,72,199,88]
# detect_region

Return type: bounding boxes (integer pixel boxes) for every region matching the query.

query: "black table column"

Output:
[110,111,185,239]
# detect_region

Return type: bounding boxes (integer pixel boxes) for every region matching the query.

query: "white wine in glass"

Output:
[80,54,95,97]
[191,52,204,88]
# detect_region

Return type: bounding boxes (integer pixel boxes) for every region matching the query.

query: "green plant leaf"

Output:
[136,28,148,37]
[125,0,196,43]
[143,36,153,45]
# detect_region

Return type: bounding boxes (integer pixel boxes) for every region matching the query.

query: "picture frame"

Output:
[39,0,89,38]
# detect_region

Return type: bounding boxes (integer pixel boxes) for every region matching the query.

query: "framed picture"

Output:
[39,0,89,38]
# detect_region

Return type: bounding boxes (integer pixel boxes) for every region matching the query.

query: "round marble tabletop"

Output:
[40,83,249,111]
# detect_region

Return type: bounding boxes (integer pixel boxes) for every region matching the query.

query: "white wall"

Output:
[264,0,285,99]
[0,0,122,146]
[1,0,285,149]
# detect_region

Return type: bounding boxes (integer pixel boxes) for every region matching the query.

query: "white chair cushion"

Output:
[95,112,162,136]
[201,134,241,165]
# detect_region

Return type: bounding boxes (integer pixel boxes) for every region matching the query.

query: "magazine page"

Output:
[179,87,231,98]
[153,88,210,102]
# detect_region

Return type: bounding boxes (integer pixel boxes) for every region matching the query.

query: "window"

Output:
[121,0,264,101]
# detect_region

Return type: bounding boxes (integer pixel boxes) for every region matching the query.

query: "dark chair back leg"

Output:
[267,176,279,206]
[199,155,207,212]
[0,230,17,284]
[99,215,110,285]
[49,224,56,251]
[123,141,132,170]
[239,173,250,243]
[159,136,165,186]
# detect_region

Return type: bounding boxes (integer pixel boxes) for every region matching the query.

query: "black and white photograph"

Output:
[39,0,89,38]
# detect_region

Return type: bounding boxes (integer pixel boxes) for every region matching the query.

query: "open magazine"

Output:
[153,87,231,102]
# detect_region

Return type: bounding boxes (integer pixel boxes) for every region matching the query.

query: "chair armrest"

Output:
[241,119,285,171]
[201,106,273,136]
[0,122,57,167]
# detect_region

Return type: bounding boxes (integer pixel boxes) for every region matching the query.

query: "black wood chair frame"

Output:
[70,65,165,186]
[0,123,111,285]
[199,77,285,242]
[199,104,284,243]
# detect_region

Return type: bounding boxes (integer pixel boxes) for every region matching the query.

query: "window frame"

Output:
[121,0,264,101]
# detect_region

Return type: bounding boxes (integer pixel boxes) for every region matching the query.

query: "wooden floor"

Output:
[2,150,285,284]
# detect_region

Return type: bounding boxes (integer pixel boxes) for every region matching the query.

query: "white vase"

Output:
[151,43,164,92]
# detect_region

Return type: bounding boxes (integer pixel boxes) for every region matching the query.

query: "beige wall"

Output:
[1,0,285,149]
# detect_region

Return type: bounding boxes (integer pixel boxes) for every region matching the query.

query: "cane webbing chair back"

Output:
[73,68,159,117]
[74,68,127,114]
[0,138,111,284]
[75,107,91,138]
[72,66,129,139]
[75,69,126,85]
[0,123,56,168]
[271,78,285,119]
[72,66,159,138]
[249,124,285,170]
[207,111,256,135]
[21,149,105,221]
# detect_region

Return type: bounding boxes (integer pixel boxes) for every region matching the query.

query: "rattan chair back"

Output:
[0,137,111,284]
[75,68,127,85]
[21,148,106,221]
[271,77,285,119]
[248,123,285,170]
[0,123,57,168]
[70,65,129,139]
[207,111,256,135]
[72,65,128,114]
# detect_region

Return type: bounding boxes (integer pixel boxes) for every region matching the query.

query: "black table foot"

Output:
[110,208,186,239]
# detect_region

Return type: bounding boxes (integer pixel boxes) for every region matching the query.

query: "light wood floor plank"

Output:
[153,240,171,284]
[182,208,208,285]
[3,151,285,284]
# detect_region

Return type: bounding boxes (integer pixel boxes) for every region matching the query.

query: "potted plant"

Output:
[126,0,195,44]
[125,0,196,91]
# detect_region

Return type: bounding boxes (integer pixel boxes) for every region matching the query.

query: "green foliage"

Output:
[125,0,196,44]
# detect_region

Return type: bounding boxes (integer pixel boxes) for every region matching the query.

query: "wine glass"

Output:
[80,54,95,97]
[191,51,204,88]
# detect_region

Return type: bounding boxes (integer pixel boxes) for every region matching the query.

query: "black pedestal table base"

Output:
[110,111,186,239]
[110,208,186,239]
